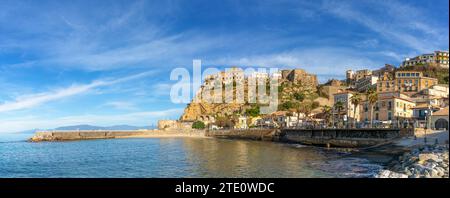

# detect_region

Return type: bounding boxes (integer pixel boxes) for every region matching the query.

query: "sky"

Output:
[0,0,448,132]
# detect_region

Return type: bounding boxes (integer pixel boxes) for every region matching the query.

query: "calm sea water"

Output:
[0,133,389,178]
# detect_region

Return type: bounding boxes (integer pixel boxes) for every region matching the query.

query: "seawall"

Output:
[29,130,206,142]
[205,128,404,148]
[280,128,402,148]
[205,129,278,141]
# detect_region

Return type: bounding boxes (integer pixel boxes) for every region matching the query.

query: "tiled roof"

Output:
[433,106,449,116]
[411,104,441,109]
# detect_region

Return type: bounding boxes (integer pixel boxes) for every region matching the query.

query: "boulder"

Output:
[419,153,439,163]
[376,170,408,178]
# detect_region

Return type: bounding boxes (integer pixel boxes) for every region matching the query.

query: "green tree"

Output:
[322,105,332,127]
[350,93,362,128]
[334,101,344,128]
[245,106,260,117]
[279,101,295,111]
[366,88,378,128]
[192,121,206,129]
[293,92,305,101]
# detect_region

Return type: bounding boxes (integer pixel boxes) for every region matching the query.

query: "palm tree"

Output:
[350,93,362,128]
[322,105,332,127]
[366,88,378,128]
[334,101,344,128]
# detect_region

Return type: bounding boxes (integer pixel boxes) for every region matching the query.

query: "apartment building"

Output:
[377,71,438,93]
[355,75,378,92]
[401,51,449,68]
[360,93,415,124]
[346,69,372,86]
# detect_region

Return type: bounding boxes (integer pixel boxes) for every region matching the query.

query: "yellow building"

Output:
[377,71,438,93]
[360,94,415,125]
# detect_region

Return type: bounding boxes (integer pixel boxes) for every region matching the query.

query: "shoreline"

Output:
[374,130,449,178]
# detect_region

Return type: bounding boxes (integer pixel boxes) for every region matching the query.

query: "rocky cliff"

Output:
[180,69,324,122]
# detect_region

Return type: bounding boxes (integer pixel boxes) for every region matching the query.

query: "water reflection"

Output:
[181,138,334,177]
[0,135,385,178]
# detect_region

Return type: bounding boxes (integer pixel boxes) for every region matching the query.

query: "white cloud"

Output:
[0,108,184,133]
[0,71,154,113]
[100,101,137,111]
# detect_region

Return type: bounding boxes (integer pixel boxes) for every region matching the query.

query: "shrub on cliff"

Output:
[245,106,260,117]
[192,121,206,129]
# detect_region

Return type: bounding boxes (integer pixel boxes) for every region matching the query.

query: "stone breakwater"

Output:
[29,130,206,142]
[375,144,449,178]
[205,129,278,141]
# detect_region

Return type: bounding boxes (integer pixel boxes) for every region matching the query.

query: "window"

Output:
[401,73,405,77]
[406,73,410,77]
[415,80,418,85]
[388,101,392,110]
[388,112,392,120]
[375,113,379,120]
[416,73,419,76]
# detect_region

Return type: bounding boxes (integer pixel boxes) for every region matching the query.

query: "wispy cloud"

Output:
[100,101,137,111]
[321,0,449,53]
[0,71,154,113]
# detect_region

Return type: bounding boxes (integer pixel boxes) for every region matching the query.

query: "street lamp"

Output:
[424,109,428,144]
[424,101,433,144]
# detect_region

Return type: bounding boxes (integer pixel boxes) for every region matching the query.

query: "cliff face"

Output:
[180,69,321,122]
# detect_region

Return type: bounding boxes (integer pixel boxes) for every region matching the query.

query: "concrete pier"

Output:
[205,129,278,141]
[29,130,206,142]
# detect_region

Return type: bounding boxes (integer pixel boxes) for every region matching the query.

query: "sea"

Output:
[0,133,393,178]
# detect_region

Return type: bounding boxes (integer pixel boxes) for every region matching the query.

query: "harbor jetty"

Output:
[29,130,206,142]
[205,129,279,141]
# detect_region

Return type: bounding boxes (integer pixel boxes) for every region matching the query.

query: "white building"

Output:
[421,84,449,98]
[355,75,378,92]
[333,92,360,123]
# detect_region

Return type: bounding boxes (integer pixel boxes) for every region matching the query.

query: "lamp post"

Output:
[424,101,433,144]
[424,109,428,144]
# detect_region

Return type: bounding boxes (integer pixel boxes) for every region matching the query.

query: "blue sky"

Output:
[0,0,448,132]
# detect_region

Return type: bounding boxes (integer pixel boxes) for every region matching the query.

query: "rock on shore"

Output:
[374,144,449,178]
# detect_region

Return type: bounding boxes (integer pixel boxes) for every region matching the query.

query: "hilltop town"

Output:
[158,50,449,133]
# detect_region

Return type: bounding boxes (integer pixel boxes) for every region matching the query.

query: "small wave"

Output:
[290,144,309,148]
[312,157,383,178]
[0,140,28,144]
